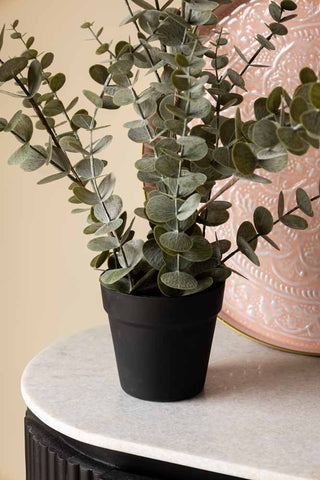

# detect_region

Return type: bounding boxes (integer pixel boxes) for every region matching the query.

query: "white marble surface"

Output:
[21,321,320,480]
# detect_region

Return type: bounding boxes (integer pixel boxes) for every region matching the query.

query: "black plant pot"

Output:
[101,282,225,402]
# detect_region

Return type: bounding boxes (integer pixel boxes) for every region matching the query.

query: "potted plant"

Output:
[1,0,319,401]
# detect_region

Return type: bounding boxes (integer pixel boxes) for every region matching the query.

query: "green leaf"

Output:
[113,88,134,106]
[41,52,54,69]
[146,194,176,223]
[176,172,207,196]
[232,142,257,175]
[227,68,246,90]
[211,55,228,70]
[101,267,133,285]
[310,83,320,109]
[268,22,288,35]
[237,237,260,266]
[181,235,213,263]
[199,208,230,227]
[49,73,66,92]
[27,60,42,98]
[143,239,163,270]
[237,221,258,251]
[73,187,99,205]
[269,2,282,22]
[90,251,109,269]
[8,142,31,165]
[0,118,7,131]
[296,188,313,217]
[219,118,235,146]
[281,0,297,10]
[290,96,308,123]
[131,0,154,8]
[37,172,68,184]
[160,232,193,253]
[253,119,279,148]
[9,112,33,143]
[177,193,201,221]
[96,43,110,55]
[0,24,5,52]
[43,99,64,117]
[72,114,96,130]
[95,218,123,235]
[92,135,112,154]
[253,206,273,235]
[161,271,198,291]
[89,64,109,85]
[257,149,288,172]
[83,89,103,108]
[94,195,123,222]
[277,126,309,155]
[254,97,269,120]
[280,214,308,230]
[88,236,119,252]
[266,86,282,113]
[182,277,213,296]
[301,110,320,139]
[128,126,150,143]
[278,191,284,217]
[20,146,46,172]
[26,36,35,49]
[171,69,190,91]
[118,239,144,268]
[299,67,317,84]
[99,172,116,201]
[262,235,280,251]
[178,136,208,161]
[75,158,105,179]
[0,57,28,82]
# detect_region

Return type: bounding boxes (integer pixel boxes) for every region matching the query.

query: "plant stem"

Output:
[124,0,161,82]
[198,177,239,214]
[222,194,320,264]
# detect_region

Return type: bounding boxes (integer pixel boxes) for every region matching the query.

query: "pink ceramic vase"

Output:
[205,0,320,354]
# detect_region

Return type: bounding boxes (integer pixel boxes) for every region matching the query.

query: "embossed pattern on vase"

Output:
[206,0,320,353]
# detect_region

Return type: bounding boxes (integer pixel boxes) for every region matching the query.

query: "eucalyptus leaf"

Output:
[181,235,212,263]
[0,57,28,82]
[41,52,54,69]
[83,89,103,108]
[89,64,109,85]
[161,271,198,291]
[177,193,201,221]
[143,239,163,270]
[73,187,99,205]
[100,267,133,285]
[296,188,313,217]
[160,232,193,252]
[232,142,257,175]
[49,73,66,92]
[253,120,279,148]
[280,214,308,230]
[237,237,260,266]
[237,221,258,251]
[146,195,176,223]
[27,60,42,98]
[253,206,273,235]
[37,172,68,185]
[88,236,120,252]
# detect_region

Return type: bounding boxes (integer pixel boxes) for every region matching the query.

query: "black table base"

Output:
[25,410,247,480]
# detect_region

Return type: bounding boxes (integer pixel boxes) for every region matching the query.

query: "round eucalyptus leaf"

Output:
[177,172,207,196]
[73,187,99,205]
[90,251,109,269]
[75,158,105,180]
[301,110,320,139]
[290,96,308,123]
[89,64,109,85]
[237,237,260,266]
[27,60,42,98]
[72,114,96,130]
[49,73,66,92]
[113,88,134,106]
[237,221,258,251]
[310,83,320,110]
[299,67,317,85]
[268,22,288,36]
[280,214,308,230]
[232,142,257,175]
[83,89,103,108]
[161,271,198,291]
[171,69,190,91]
[99,172,116,201]
[254,97,269,120]
[8,143,31,165]
[128,126,150,143]
[92,135,113,154]
[146,195,176,223]
[100,267,133,286]
[41,52,54,69]
[253,119,279,148]
[296,188,313,217]
[269,3,282,21]
[143,239,163,270]
[94,195,123,222]
[181,235,213,263]
[43,99,64,117]
[155,155,179,177]
[178,136,208,161]
[266,86,282,114]
[11,113,33,143]
[211,55,228,70]
[134,97,157,119]
[160,232,193,253]
[281,0,297,10]
[219,118,235,146]
[177,193,201,221]
[199,208,229,227]
[96,43,110,55]
[277,126,310,154]
[253,206,274,235]
[258,151,288,172]
[96,218,124,236]
[0,57,28,82]
[20,147,46,172]
[182,277,213,296]
[227,68,246,90]
[118,239,144,268]
[37,172,68,185]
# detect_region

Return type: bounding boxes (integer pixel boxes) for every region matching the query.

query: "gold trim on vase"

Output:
[217,316,320,357]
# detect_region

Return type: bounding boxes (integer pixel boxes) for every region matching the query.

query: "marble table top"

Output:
[21,321,320,480]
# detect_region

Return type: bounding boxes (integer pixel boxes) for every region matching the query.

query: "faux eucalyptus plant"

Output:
[1,0,319,297]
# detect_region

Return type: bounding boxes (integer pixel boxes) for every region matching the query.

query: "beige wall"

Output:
[0,1,157,478]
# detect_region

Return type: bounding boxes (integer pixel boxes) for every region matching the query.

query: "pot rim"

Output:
[100,276,225,301]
